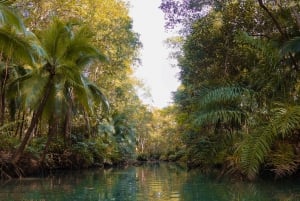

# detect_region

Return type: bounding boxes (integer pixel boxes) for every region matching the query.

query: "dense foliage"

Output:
[161,0,300,180]
[0,0,154,179]
[2,0,300,182]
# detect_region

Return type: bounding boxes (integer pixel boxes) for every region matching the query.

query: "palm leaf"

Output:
[236,31,280,61]
[15,69,48,109]
[198,86,251,108]
[272,104,300,136]
[39,20,72,64]
[63,67,92,113]
[281,36,300,55]
[0,27,36,65]
[0,3,25,32]
[195,108,245,126]
[86,80,110,114]
[194,86,252,126]
[240,104,300,179]
[62,27,107,68]
[240,125,276,180]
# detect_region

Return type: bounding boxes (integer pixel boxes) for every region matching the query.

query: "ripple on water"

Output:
[1,164,300,201]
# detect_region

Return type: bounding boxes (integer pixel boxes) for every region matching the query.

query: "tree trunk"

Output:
[257,0,286,38]
[63,106,72,147]
[14,109,21,137]
[18,112,25,140]
[40,115,58,163]
[0,61,9,126]
[83,110,90,139]
[0,80,5,126]
[257,0,299,70]
[0,87,5,125]
[11,76,54,164]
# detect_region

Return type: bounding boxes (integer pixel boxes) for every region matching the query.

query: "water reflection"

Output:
[0,162,300,201]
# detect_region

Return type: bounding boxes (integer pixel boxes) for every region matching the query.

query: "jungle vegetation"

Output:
[1,0,300,182]
[0,0,182,180]
[160,0,300,180]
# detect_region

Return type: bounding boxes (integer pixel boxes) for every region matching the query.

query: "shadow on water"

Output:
[0,162,300,201]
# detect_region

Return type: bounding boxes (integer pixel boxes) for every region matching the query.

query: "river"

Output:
[0,162,299,201]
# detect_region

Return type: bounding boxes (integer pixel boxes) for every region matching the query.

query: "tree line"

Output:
[0,0,155,179]
[160,0,300,180]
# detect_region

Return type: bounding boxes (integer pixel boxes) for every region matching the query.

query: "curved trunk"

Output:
[0,84,5,125]
[0,68,8,125]
[83,110,90,139]
[63,105,72,147]
[257,0,286,38]
[40,115,58,163]
[11,75,54,164]
[257,0,299,70]
[63,89,73,147]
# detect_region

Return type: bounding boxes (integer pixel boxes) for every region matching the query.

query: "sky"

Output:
[127,0,181,108]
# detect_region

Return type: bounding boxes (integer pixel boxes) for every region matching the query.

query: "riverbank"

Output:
[0,151,143,180]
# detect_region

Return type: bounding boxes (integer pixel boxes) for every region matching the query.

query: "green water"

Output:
[0,162,299,201]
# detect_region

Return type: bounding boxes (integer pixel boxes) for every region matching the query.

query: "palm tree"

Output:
[11,20,108,164]
[0,2,42,125]
[185,85,254,170]
[240,104,300,180]
[193,86,252,127]
[240,36,300,180]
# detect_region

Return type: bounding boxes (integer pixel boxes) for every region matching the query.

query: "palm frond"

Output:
[281,36,300,55]
[17,69,48,109]
[0,3,25,32]
[198,86,251,108]
[268,142,298,178]
[195,108,245,126]
[240,125,276,180]
[272,104,300,136]
[236,31,280,65]
[62,27,107,67]
[24,30,47,63]
[0,27,36,64]
[240,104,300,179]
[194,86,252,126]
[40,20,72,64]
[64,69,92,113]
[86,81,110,114]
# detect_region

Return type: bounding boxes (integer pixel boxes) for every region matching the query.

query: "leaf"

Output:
[281,36,300,55]
[240,104,300,179]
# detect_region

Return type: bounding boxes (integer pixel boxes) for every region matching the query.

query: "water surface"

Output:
[0,162,299,201]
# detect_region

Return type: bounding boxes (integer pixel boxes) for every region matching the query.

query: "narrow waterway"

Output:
[0,162,299,201]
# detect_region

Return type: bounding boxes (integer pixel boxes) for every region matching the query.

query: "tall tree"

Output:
[0,2,41,125]
[11,20,107,163]
[166,0,300,179]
